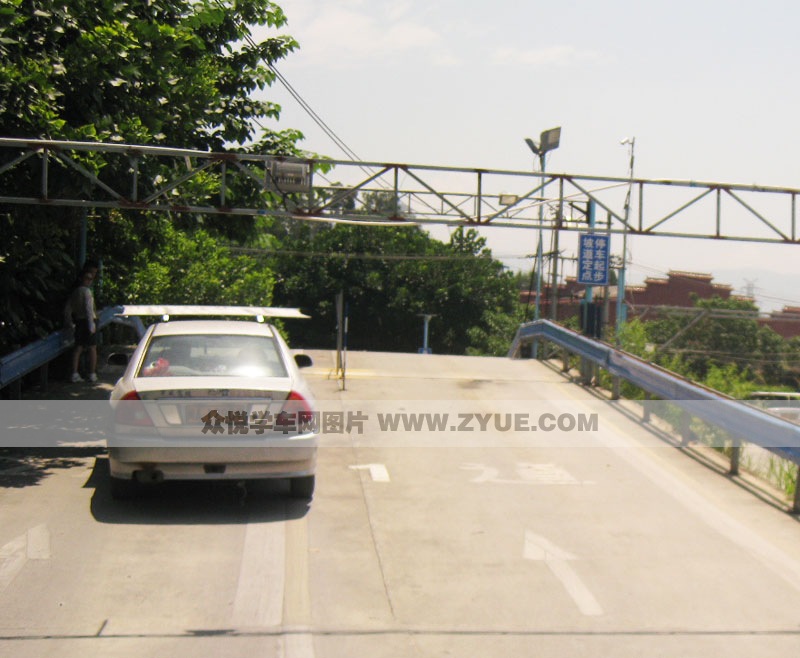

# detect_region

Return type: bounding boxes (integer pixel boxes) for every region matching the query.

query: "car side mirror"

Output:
[108,353,130,367]
[294,354,313,369]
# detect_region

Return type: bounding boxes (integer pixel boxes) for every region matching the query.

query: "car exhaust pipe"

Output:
[134,469,164,484]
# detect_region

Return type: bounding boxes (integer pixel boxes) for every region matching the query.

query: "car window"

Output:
[138,334,288,378]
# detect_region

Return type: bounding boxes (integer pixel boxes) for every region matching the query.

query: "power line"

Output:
[266,65,363,162]
[226,245,522,263]
[215,0,363,163]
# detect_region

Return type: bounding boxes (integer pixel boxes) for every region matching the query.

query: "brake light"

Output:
[115,391,154,426]
[275,391,315,432]
[286,390,312,414]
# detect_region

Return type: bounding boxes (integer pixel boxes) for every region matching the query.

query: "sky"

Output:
[257,0,800,312]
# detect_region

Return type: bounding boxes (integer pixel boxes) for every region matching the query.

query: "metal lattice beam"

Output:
[2,137,800,243]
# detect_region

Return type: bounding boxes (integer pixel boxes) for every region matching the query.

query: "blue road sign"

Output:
[577,234,610,286]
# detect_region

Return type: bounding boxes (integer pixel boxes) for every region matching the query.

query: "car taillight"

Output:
[286,391,312,414]
[115,391,154,426]
[276,391,315,432]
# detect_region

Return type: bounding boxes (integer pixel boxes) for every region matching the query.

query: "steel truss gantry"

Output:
[2,137,800,244]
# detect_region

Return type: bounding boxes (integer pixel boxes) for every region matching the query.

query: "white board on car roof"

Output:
[116,305,310,319]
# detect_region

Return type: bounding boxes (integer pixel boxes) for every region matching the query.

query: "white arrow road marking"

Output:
[0,524,51,593]
[26,524,51,560]
[461,463,500,483]
[517,463,583,485]
[462,463,593,486]
[0,534,27,594]
[349,464,391,482]
[524,531,603,616]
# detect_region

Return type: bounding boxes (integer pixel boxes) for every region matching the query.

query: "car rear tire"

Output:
[290,475,315,499]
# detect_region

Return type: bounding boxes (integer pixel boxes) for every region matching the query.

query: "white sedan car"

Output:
[108,306,317,500]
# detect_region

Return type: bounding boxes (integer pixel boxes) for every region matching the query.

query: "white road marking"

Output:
[26,524,50,560]
[232,512,316,655]
[283,518,311,626]
[462,462,591,485]
[0,524,52,593]
[282,511,315,658]
[0,534,27,593]
[524,530,603,616]
[281,632,315,658]
[517,463,583,485]
[349,463,391,482]
[232,520,286,628]
[461,463,500,483]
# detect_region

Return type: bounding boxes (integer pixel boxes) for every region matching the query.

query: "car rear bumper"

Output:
[108,437,317,481]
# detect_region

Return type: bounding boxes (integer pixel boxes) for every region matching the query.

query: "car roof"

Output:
[149,320,276,338]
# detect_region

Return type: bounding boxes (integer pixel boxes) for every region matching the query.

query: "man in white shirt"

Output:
[66,265,99,383]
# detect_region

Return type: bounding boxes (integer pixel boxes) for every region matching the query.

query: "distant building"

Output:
[760,307,800,339]
[521,270,741,318]
[626,270,734,308]
[520,269,800,339]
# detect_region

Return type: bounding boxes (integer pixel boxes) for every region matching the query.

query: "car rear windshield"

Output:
[137,334,288,378]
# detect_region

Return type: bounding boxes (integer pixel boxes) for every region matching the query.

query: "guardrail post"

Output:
[561,349,570,373]
[793,466,800,514]
[729,438,740,476]
[642,392,651,423]
[578,357,592,385]
[680,410,691,446]
[611,376,621,400]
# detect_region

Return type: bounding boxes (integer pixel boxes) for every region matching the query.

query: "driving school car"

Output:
[108,306,317,499]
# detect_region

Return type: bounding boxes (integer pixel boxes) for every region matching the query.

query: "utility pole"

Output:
[418,314,435,354]
[617,137,635,341]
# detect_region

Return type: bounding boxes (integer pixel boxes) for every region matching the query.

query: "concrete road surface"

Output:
[2,350,800,657]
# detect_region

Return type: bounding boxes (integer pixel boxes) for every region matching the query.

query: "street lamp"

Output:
[524,127,562,325]
[524,127,561,173]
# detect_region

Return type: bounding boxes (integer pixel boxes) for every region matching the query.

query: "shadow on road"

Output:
[0,447,104,488]
[86,456,311,525]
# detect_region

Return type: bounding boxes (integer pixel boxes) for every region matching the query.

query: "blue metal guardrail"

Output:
[509,320,800,467]
[0,305,125,391]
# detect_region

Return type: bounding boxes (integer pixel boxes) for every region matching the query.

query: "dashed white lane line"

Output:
[232,519,286,628]
[350,463,391,482]
[281,632,315,658]
[232,512,316,657]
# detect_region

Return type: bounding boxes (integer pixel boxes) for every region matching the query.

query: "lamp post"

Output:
[617,137,635,341]
[524,127,561,326]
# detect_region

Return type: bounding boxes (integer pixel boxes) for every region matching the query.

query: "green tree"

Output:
[126,224,274,305]
[646,296,760,380]
[1,0,297,148]
[0,0,300,353]
[272,225,518,355]
[755,325,788,385]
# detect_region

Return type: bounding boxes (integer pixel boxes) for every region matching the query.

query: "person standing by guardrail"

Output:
[64,261,99,383]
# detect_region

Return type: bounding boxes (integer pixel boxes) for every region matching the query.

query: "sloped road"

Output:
[1,351,800,657]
